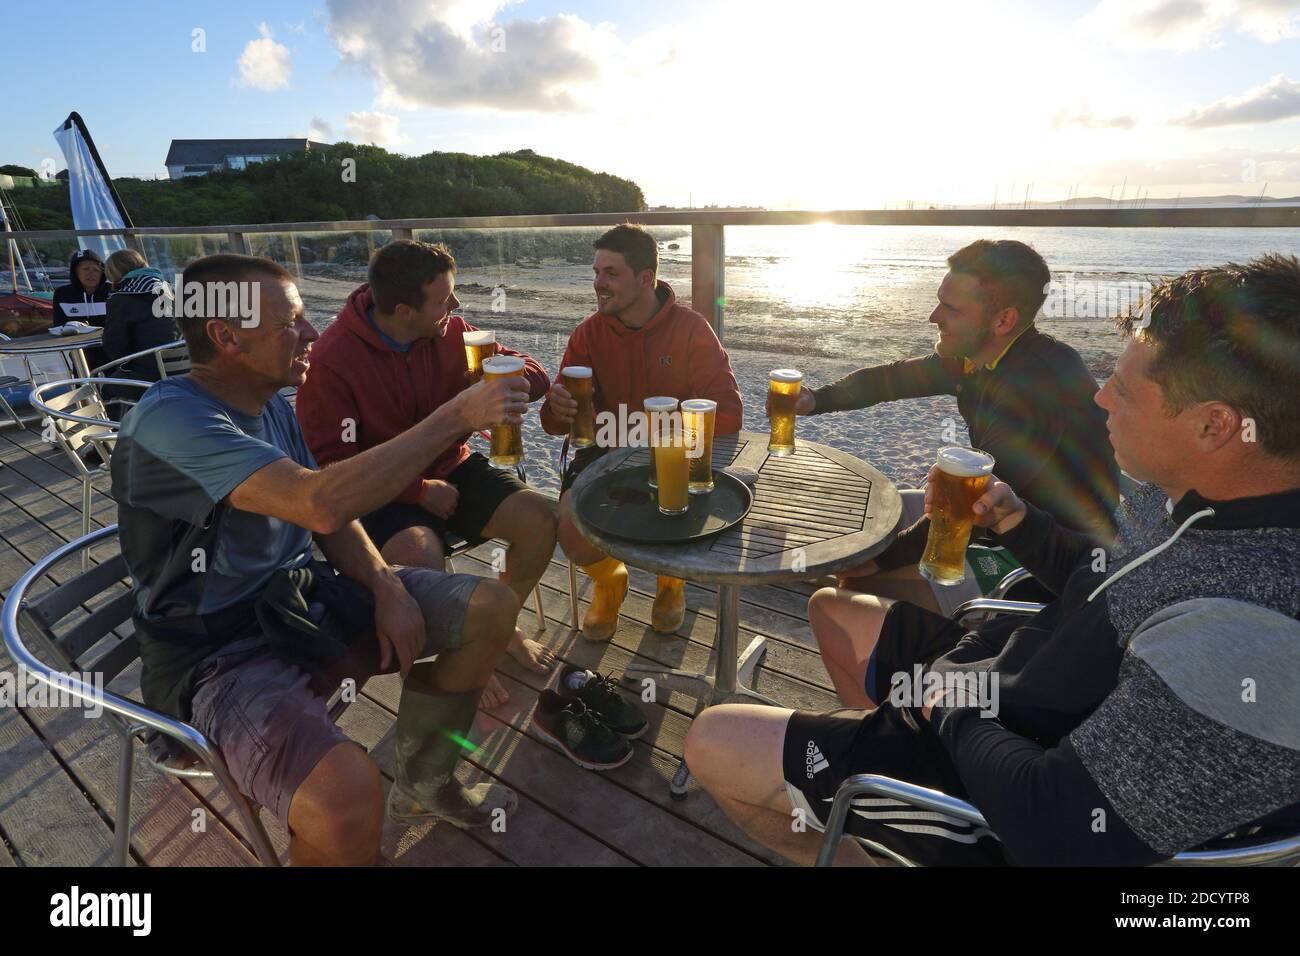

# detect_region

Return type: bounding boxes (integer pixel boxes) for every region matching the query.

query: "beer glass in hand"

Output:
[918,446,996,585]
[652,410,690,516]
[768,369,803,456]
[563,366,595,448]
[681,398,717,494]
[643,396,679,490]
[482,355,525,468]
[464,330,496,384]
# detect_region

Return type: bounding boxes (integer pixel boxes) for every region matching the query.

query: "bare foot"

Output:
[482,674,510,709]
[508,628,556,674]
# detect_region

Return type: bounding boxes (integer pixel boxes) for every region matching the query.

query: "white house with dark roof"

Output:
[164,139,328,179]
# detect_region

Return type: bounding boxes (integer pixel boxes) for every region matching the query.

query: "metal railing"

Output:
[7,206,1300,338]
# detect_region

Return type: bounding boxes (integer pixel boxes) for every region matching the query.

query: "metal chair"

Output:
[29,378,149,565]
[29,378,149,555]
[1,525,282,867]
[90,339,191,381]
[814,589,1300,867]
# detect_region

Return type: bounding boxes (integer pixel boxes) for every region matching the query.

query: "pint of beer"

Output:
[918,446,996,586]
[563,366,595,448]
[681,399,717,494]
[767,369,803,457]
[653,428,690,516]
[464,330,496,384]
[643,396,679,490]
[482,355,525,469]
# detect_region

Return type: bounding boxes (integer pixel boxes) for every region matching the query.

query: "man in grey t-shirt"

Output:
[112,253,533,866]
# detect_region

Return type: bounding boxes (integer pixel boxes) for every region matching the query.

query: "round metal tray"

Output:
[576,464,753,544]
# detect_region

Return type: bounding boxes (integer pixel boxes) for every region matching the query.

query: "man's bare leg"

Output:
[479,489,559,675]
[684,704,874,866]
[287,741,384,866]
[836,565,944,615]
[807,587,894,707]
[380,526,510,709]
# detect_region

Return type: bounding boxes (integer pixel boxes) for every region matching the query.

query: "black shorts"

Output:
[782,705,1006,866]
[560,444,609,495]
[360,452,528,551]
[867,601,969,704]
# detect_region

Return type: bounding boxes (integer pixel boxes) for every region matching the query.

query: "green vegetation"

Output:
[7,144,646,230]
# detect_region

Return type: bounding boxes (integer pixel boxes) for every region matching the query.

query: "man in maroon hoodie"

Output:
[541,224,743,641]
[297,240,557,707]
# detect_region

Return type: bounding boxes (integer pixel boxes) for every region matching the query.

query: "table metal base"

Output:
[622,583,780,800]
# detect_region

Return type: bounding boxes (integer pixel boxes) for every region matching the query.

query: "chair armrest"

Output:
[815,774,988,867]
[952,598,1047,626]
[989,566,1034,599]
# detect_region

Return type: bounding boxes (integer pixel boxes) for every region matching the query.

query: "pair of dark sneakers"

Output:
[534,666,649,770]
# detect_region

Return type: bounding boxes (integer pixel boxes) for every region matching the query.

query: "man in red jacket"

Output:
[297,240,557,707]
[541,224,743,640]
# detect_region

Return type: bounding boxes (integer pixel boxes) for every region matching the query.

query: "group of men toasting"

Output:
[111,221,1300,866]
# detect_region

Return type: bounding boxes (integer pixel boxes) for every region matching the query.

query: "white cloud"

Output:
[308,117,333,141]
[1079,0,1299,51]
[345,111,403,146]
[325,0,620,112]
[236,22,292,90]
[1174,74,1300,126]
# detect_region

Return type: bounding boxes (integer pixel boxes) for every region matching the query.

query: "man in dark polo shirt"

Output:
[789,240,1119,707]
[111,253,530,865]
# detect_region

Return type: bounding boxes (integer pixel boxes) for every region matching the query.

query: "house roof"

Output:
[164,139,326,166]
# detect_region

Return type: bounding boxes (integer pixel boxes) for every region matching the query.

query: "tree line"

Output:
[6,145,647,230]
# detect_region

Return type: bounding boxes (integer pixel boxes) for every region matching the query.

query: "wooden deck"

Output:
[0,419,845,867]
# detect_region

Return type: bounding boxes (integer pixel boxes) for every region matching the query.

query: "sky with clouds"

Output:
[5,0,1300,207]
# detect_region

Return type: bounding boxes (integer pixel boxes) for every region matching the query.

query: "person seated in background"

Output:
[99,250,181,419]
[295,239,556,709]
[51,248,112,367]
[52,248,112,326]
[103,249,180,378]
[684,254,1300,866]
[540,223,743,640]
[798,239,1119,707]
[112,253,528,865]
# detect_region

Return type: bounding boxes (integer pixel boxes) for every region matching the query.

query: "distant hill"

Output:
[5,144,646,230]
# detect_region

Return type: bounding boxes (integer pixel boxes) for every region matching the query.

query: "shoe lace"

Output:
[562,696,603,724]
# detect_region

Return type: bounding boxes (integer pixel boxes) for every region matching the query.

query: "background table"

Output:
[0,329,104,380]
[570,430,902,792]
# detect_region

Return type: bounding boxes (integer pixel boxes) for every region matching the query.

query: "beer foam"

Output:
[681,399,717,412]
[463,330,494,346]
[643,396,679,411]
[936,445,995,477]
[562,366,592,378]
[482,355,524,374]
[770,369,803,383]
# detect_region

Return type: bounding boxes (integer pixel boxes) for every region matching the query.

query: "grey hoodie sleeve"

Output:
[930,597,1300,864]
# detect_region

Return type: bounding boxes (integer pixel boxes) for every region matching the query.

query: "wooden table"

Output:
[570,430,902,795]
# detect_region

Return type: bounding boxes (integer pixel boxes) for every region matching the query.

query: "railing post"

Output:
[289,232,303,279]
[226,231,250,255]
[391,227,413,241]
[691,223,725,341]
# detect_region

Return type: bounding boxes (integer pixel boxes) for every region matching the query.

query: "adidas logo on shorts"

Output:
[805,741,829,779]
